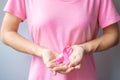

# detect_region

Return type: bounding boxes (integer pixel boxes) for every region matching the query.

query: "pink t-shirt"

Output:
[4,0,120,80]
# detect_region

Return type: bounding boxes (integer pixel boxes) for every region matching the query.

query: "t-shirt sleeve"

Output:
[98,0,120,28]
[4,0,26,21]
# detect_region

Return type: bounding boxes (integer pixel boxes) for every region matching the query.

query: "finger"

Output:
[65,67,75,73]
[52,71,57,76]
[74,64,81,70]
[58,67,75,74]
[49,54,63,65]
[69,60,79,67]
[69,56,78,67]
[70,52,83,66]
[52,65,68,72]
[46,62,64,68]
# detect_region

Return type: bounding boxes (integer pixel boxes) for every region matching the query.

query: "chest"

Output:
[26,0,99,29]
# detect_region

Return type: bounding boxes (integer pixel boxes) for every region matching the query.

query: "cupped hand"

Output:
[41,49,65,75]
[52,45,85,74]
[41,49,59,68]
[69,45,85,68]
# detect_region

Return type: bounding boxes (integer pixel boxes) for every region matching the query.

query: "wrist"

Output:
[78,44,92,54]
[33,45,46,58]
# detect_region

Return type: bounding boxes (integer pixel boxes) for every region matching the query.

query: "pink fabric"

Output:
[4,0,120,80]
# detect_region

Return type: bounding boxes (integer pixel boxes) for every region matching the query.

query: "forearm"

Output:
[80,24,119,54]
[1,31,43,58]
[81,34,118,54]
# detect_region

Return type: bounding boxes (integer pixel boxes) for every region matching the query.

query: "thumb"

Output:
[69,55,80,67]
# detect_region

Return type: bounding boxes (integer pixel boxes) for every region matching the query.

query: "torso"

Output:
[26,0,99,80]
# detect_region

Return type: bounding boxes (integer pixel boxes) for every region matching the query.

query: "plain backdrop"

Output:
[0,0,120,80]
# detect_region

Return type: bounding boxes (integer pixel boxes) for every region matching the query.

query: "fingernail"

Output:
[75,66,80,69]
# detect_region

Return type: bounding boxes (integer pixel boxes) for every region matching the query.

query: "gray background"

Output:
[0,0,120,80]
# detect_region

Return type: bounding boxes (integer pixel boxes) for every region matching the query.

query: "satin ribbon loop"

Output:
[56,47,73,65]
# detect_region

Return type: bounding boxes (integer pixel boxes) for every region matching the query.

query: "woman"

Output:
[0,0,120,80]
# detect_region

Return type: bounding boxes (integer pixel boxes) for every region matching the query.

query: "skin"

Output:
[0,13,119,75]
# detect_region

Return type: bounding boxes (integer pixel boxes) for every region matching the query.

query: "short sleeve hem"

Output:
[3,0,26,21]
[100,16,120,29]
[4,8,26,21]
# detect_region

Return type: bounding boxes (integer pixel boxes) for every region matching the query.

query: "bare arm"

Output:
[0,13,44,57]
[80,23,119,54]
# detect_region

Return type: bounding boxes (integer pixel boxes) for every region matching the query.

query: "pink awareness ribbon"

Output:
[56,47,73,65]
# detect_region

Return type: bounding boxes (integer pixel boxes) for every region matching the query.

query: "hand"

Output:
[52,45,85,74]
[69,45,85,68]
[41,48,74,75]
[41,49,65,75]
[41,49,59,67]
